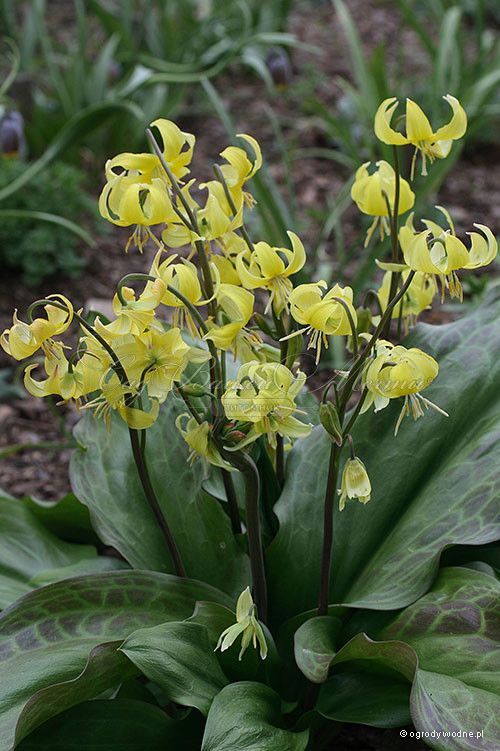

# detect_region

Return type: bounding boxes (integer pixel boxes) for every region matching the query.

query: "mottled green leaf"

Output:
[70,400,250,597]
[17,699,204,750]
[202,682,309,751]
[317,568,500,747]
[0,571,231,750]
[268,289,500,620]
[0,493,119,608]
[293,616,342,683]
[121,621,227,715]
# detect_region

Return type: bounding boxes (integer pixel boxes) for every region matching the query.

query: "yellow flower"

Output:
[149,251,215,337]
[351,160,415,246]
[374,95,467,177]
[99,173,174,251]
[287,282,357,363]
[361,341,447,434]
[1,295,73,360]
[95,280,166,340]
[204,283,257,355]
[221,361,311,449]
[399,209,498,300]
[338,458,371,511]
[113,326,209,403]
[85,369,159,430]
[215,587,267,661]
[150,118,196,181]
[162,189,241,248]
[216,133,262,210]
[176,414,233,471]
[377,269,436,329]
[236,231,306,314]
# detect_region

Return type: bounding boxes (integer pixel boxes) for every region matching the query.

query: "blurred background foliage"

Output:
[0,0,498,288]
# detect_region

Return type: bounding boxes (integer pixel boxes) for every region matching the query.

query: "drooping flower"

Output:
[176,414,233,471]
[95,280,166,340]
[215,587,267,661]
[287,282,357,363]
[361,341,447,434]
[351,160,415,246]
[1,295,73,360]
[377,269,436,330]
[149,118,196,181]
[374,95,467,177]
[399,209,498,301]
[221,361,311,449]
[338,457,371,511]
[204,283,259,358]
[236,231,306,314]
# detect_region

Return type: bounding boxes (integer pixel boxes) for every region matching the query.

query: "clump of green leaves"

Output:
[0,159,89,284]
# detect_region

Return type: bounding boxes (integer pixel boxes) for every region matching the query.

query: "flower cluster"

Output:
[1,96,497,657]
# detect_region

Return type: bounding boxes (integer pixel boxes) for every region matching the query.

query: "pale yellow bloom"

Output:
[215,587,267,660]
[221,361,311,449]
[176,414,233,471]
[374,95,467,177]
[377,269,436,329]
[287,282,357,363]
[1,295,73,360]
[338,458,371,511]
[351,160,415,246]
[361,341,447,434]
[236,231,306,314]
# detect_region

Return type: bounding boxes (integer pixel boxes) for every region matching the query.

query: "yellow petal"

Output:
[432,95,467,142]
[405,98,434,142]
[374,98,409,146]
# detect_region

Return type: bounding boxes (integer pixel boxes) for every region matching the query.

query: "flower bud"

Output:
[319,402,343,446]
[338,457,371,511]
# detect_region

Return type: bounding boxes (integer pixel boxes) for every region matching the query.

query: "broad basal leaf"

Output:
[120,621,227,715]
[0,493,122,609]
[316,568,500,748]
[0,571,231,750]
[268,288,500,620]
[70,399,250,598]
[17,699,204,750]
[202,682,309,751]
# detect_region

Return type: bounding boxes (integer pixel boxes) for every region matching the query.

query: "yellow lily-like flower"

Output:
[361,341,447,435]
[338,457,371,512]
[204,284,258,357]
[210,254,242,286]
[150,118,196,181]
[399,209,498,301]
[1,295,73,360]
[104,152,161,182]
[216,133,262,210]
[176,414,233,471]
[377,269,436,330]
[99,173,174,251]
[351,160,415,246]
[236,231,306,314]
[114,326,210,403]
[374,95,467,177]
[85,369,159,430]
[221,361,311,449]
[215,587,267,661]
[149,251,215,337]
[95,280,166,341]
[287,282,357,363]
[162,189,241,248]
[23,345,102,402]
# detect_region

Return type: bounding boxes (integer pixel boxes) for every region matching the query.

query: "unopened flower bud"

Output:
[338,457,371,511]
[319,402,343,446]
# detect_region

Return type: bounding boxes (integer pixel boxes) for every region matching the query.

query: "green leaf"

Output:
[293,616,342,684]
[120,621,228,715]
[0,493,115,608]
[202,682,309,751]
[0,571,231,749]
[18,699,204,750]
[381,567,500,748]
[0,210,94,246]
[318,568,500,746]
[21,493,99,545]
[267,288,500,620]
[70,401,250,598]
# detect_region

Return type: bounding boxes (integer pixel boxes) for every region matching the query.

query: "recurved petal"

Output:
[374,98,409,145]
[432,95,467,142]
[464,224,498,269]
